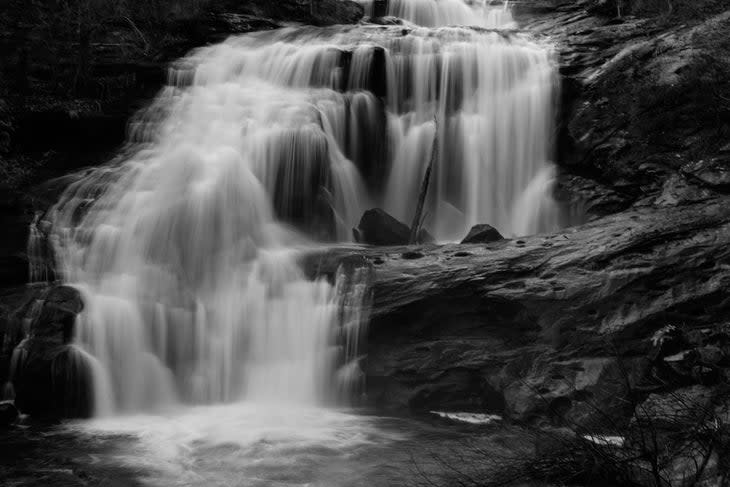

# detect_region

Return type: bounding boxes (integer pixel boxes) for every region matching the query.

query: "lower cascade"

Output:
[28,0,562,415]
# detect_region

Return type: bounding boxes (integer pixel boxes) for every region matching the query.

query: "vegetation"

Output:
[414,326,730,487]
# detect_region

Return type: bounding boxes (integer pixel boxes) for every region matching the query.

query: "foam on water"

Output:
[67,403,405,487]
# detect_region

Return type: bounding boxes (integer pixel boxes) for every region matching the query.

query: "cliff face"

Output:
[514,0,730,219]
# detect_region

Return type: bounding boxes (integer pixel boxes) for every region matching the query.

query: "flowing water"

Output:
[17,1,562,485]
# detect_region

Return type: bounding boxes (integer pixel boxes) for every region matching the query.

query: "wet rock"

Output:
[0,401,19,427]
[307,198,730,418]
[12,286,94,419]
[353,208,432,246]
[460,224,504,244]
[524,4,730,216]
[500,354,647,427]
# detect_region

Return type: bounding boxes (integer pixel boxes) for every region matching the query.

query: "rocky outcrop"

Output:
[7,286,94,419]
[305,197,730,423]
[515,1,730,220]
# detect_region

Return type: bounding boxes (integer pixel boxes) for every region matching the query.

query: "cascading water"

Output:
[360,0,516,28]
[32,0,561,416]
[17,1,566,484]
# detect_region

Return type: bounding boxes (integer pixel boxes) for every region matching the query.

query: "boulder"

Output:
[460,224,504,244]
[634,386,715,430]
[0,401,19,427]
[11,286,95,419]
[353,208,432,246]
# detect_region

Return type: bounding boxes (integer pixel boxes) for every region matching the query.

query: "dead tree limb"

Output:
[409,117,438,244]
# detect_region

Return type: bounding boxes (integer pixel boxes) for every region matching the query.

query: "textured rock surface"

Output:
[353,208,433,246]
[305,197,730,421]
[515,0,730,219]
[8,286,94,419]
[461,224,505,244]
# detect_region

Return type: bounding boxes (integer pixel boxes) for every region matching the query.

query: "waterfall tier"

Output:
[359,0,516,28]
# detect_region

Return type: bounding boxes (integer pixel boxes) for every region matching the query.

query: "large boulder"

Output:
[11,286,95,419]
[353,208,433,246]
[460,224,504,244]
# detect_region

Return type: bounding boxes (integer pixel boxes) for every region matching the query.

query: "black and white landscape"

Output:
[1,0,729,485]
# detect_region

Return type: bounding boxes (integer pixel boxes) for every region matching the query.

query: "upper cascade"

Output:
[359,0,516,28]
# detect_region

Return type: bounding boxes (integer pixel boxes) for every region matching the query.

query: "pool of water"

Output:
[58,403,528,487]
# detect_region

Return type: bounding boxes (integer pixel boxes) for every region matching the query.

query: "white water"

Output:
[360,0,516,28]
[67,404,407,487]
[21,3,563,484]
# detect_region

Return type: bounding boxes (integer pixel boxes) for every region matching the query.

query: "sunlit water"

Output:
[14,1,562,485]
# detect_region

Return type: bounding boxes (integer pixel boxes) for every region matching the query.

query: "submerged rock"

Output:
[460,224,504,244]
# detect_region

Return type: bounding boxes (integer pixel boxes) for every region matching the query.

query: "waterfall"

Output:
[359,0,516,28]
[33,1,560,415]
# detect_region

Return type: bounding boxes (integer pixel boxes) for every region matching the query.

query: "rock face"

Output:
[460,224,504,244]
[520,1,730,219]
[9,286,94,419]
[305,197,730,424]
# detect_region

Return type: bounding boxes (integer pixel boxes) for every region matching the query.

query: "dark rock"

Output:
[460,224,504,244]
[11,286,94,419]
[682,157,730,192]
[0,401,19,427]
[524,4,730,217]
[698,345,724,366]
[306,198,730,419]
[353,208,432,246]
